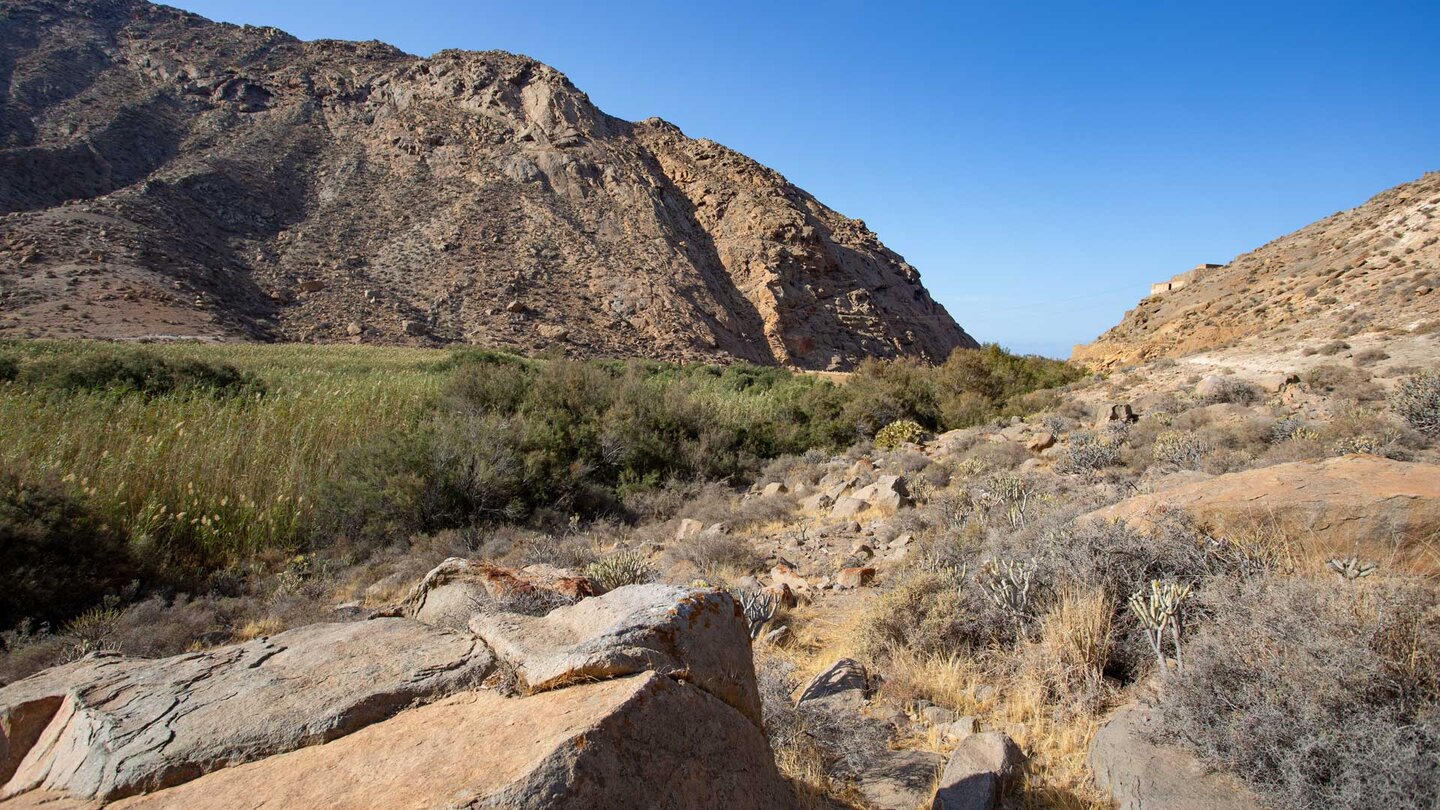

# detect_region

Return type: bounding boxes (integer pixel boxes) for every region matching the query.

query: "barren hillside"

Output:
[1074,172,1440,368]
[0,0,974,368]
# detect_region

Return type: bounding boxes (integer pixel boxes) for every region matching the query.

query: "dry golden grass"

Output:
[869,588,1118,810]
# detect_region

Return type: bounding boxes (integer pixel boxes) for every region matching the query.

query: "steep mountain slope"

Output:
[1074,172,1440,368]
[0,0,974,368]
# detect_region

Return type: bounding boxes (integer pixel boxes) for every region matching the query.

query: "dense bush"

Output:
[842,345,1085,435]
[1152,429,1210,469]
[1200,377,1260,405]
[14,348,263,398]
[1391,370,1440,437]
[1160,577,1440,810]
[0,475,135,630]
[321,347,1081,548]
[1053,431,1119,475]
[874,419,927,450]
[0,354,16,383]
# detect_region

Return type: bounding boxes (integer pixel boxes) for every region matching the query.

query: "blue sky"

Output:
[169,0,1440,357]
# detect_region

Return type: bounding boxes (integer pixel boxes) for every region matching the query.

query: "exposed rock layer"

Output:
[1086,455,1440,564]
[0,0,974,369]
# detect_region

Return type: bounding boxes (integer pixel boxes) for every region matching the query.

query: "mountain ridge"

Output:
[1074,171,1440,368]
[0,0,976,368]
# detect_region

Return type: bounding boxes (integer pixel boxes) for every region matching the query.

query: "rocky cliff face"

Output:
[0,0,974,368]
[1074,172,1440,368]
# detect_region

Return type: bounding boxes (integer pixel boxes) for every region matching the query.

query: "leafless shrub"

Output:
[1157,576,1440,810]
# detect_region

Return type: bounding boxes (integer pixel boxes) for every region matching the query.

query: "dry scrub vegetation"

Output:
[3,339,1439,809]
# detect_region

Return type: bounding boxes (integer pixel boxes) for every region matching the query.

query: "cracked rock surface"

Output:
[0,619,493,801]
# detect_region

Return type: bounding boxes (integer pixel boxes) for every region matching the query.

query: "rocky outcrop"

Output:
[0,620,493,802]
[469,583,763,726]
[0,585,792,808]
[1074,172,1440,368]
[1085,456,1440,563]
[1089,702,1263,810]
[109,672,790,810]
[0,0,974,368]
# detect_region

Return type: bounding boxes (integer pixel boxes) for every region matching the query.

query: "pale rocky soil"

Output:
[0,0,973,369]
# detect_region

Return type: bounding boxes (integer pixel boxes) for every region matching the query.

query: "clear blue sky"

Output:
[168,0,1440,357]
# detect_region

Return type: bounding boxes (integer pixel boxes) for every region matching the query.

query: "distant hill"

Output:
[1074,172,1440,368]
[0,0,975,368]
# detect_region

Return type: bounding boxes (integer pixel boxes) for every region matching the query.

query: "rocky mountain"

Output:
[0,0,974,369]
[1074,171,1440,368]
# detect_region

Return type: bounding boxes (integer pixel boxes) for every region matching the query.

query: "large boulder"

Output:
[468,584,763,727]
[1086,456,1440,563]
[0,620,493,802]
[1088,702,1262,810]
[386,558,596,630]
[107,672,792,810]
[851,475,912,511]
[932,732,1025,810]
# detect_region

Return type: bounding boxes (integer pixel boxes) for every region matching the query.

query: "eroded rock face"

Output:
[1088,702,1262,810]
[1085,456,1440,563]
[0,620,494,802]
[0,0,974,368]
[469,584,764,727]
[107,673,792,810]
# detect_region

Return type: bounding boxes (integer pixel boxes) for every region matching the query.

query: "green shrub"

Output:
[583,549,655,591]
[874,419,927,450]
[1152,429,1210,468]
[0,475,135,630]
[1200,378,1260,405]
[0,354,16,383]
[1054,431,1119,475]
[1391,370,1440,438]
[18,348,263,398]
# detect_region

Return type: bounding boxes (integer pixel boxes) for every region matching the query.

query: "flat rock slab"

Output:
[856,748,942,810]
[1088,702,1263,810]
[469,584,763,727]
[101,672,791,810]
[1086,456,1440,562]
[0,619,493,802]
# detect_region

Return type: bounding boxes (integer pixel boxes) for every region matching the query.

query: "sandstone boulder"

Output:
[0,620,493,802]
[108,673,791,810]
[932,732,1025,810]
[771,562,810,594]
[1094,402,1137,427]
[1088,702,1261,810]
[796,658,869,713]
[835,566,876,589]
[761,482,788,497]
[1026,432,1056,452]
[675,518,704,540]
[468,584,763,726]
[831,495,869,518]
[390,558,595,630]
[1086,456,1440,563]
[851,475,911,511]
